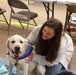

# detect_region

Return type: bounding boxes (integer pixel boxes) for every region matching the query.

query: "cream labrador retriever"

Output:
[6,34,46,75]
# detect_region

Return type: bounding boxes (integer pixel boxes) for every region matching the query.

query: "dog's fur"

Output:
[6,34,46,75]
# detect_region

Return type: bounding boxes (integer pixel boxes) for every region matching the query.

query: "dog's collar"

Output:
[13,45,33,60]
[7,51,10,55]
[7,48,15,55]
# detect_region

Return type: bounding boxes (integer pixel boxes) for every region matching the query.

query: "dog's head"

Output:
[6,34,28,58]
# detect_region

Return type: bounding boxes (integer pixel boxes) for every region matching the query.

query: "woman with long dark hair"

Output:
[26,18,74,75]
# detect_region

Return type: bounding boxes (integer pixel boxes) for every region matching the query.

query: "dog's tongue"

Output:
[14,52,20,57]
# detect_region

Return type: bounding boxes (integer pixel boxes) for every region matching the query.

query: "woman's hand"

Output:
[25,52,34,63]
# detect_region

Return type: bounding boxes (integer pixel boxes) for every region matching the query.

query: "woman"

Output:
[25,18,74,75]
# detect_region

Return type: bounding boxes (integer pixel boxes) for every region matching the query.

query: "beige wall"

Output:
[0,1,67,26]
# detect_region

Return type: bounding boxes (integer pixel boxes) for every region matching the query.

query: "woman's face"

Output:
[42,26,55,40]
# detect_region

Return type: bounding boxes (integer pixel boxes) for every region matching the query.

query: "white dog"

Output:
[6,34,46,75]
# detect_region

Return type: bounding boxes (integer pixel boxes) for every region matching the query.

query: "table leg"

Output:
[42,2,55,20]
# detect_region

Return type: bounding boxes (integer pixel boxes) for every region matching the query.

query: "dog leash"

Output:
[15,57,19,75]
[16,65,19,75]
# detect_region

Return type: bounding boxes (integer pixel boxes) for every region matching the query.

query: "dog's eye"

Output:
[11,41,15,43]
[20,41,23,43]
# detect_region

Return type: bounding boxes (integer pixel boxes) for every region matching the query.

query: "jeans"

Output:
[46,63,69,75]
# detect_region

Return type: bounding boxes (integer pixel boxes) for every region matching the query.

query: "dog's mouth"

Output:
[14,52,20,57]
[12,50,21,57]
[13,46,22,57]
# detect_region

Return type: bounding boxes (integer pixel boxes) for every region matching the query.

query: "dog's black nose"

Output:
[15,46,20,52]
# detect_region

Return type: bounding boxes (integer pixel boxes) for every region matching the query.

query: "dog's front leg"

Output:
[37,64,46,75]
[22,63,29,75]
[8,62,13,75]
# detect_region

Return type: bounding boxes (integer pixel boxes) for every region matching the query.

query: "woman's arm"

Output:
[25,52,34,63]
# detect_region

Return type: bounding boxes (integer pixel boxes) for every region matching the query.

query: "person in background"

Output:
[25,18,74,75]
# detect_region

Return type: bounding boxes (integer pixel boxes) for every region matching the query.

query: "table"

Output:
[26,0,56,20]
[26,0,76,20]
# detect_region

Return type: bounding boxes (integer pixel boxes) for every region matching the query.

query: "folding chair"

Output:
[64,5,76,36]
[7,0,38,36]
[0,8,9,28]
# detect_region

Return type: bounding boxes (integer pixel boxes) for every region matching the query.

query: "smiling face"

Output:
[6,34,28,57]
[42,26,55,40]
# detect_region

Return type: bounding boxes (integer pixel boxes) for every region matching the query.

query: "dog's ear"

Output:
[6,38,10,49]
[24,39,28,45]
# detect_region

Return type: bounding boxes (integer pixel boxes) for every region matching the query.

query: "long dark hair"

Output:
[35,18,63,63]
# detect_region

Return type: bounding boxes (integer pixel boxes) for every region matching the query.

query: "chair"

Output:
[7,0,38,36]
[64,5,76,36]
[0,7,9,28]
